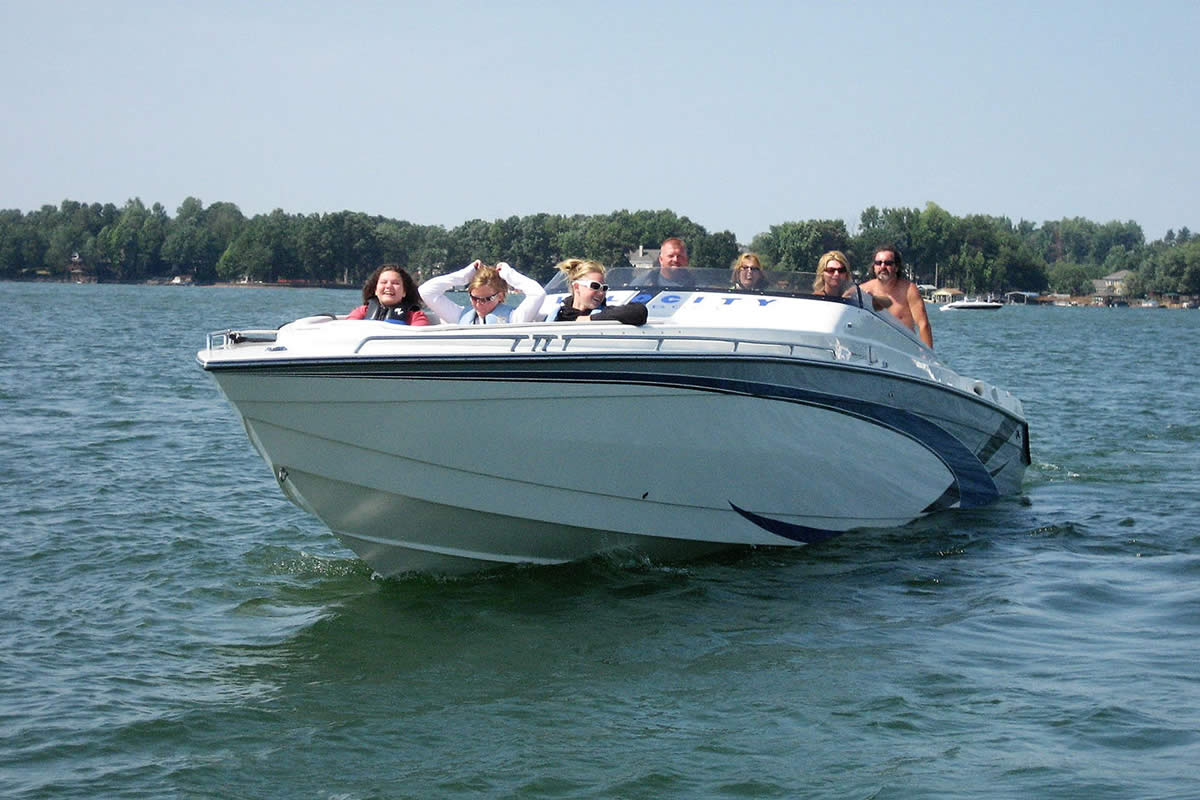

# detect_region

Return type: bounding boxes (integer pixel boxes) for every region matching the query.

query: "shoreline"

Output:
[9,277,1197,307]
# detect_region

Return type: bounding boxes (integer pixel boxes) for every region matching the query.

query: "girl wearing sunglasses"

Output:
[419,259,547,324]
[553,258,647,325]
[813,251,891,311]
[730,252,767,290]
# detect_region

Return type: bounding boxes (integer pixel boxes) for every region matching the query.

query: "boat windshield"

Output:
[542,267,871,307]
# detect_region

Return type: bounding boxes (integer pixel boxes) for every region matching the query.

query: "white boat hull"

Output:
[206,317,1028,574]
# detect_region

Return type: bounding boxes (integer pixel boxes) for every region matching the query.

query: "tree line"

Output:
[2,197,1197,296]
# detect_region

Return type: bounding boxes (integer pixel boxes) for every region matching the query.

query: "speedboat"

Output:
[939,298,1003,311]
[197,268,1030,576]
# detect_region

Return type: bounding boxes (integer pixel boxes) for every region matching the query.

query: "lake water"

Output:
[1,282,1198,799]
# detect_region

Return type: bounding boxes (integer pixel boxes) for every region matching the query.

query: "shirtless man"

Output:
[860,245,933,348]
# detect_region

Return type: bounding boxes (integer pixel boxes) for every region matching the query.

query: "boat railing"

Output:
[352,329,838,359]
[355,332,536,354]
[207,329,279,349]
[554,331,836,357]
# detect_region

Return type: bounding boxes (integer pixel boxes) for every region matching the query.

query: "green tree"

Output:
[1048,261,1092,295]
[0,209,48,277]
[162,197,222,282]
[508,213,558,281]
[205,202,246,254]
[97,198,153,280]
[410,226,451,281]
[216,209,298,282]
[486,215,521,265]
[856,206,918,257]
[691,230,740,271]
[758,219,850,272]
[909,202,959,285]
[582,214,636,267]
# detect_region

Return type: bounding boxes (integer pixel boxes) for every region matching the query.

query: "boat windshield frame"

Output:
[542,267,871,308]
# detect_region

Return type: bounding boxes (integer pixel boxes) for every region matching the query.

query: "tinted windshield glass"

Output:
[544,267,850,298]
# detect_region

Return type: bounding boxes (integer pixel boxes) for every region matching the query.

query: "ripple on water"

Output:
[4,290,1200,800]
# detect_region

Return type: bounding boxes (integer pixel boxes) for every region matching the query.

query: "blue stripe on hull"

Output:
[728,502,844,544]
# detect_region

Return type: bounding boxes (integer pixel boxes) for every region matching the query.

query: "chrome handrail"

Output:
[206,329,279,349]
[354,332,533,354]
[352,328,836,358]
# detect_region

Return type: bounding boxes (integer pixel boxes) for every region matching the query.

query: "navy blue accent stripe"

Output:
[923,483,961,514]
[978,416,1018,465]
[729,502,844,544]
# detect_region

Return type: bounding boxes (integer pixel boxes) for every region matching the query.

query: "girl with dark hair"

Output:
[346,265,429,325]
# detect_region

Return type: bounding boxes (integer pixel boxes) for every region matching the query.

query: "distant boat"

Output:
[939,298,1003,311]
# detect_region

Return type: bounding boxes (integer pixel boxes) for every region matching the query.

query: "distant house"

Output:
[627,246,658,270]
[917,284,937,301]
[1101,269,1134,296]
[1089,270,1135,305]
[932,288,964,304]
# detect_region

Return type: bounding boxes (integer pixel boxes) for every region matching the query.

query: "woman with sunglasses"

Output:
[812,251,892,311]
[346,265,430,324]
[419,259,547,324]
[730,252,767,290]
[553,258,648,325]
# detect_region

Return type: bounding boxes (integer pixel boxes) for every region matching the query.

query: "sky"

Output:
[3,1,1197,245]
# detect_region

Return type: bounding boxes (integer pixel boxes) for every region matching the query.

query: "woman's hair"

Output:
[469,265,507,296]
[731,252,765,288]
[362,264,422,307]
[556,258,606,284]
[557,258,607,307]
[813,251,851,293]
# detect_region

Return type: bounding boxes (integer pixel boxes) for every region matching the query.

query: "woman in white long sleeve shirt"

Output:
[419,260,547,324]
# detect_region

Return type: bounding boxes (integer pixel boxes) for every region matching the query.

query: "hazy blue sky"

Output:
[4,1,1197,244]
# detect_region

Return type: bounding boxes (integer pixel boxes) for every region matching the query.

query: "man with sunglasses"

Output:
[860,245,933,348]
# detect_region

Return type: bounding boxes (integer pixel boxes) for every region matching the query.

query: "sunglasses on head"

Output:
[574,280,608,292]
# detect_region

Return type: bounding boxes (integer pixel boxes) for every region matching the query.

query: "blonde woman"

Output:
[553,259,647,325]
[419,259,547,324]
[813,251,891,311]
[731,252,767,290]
